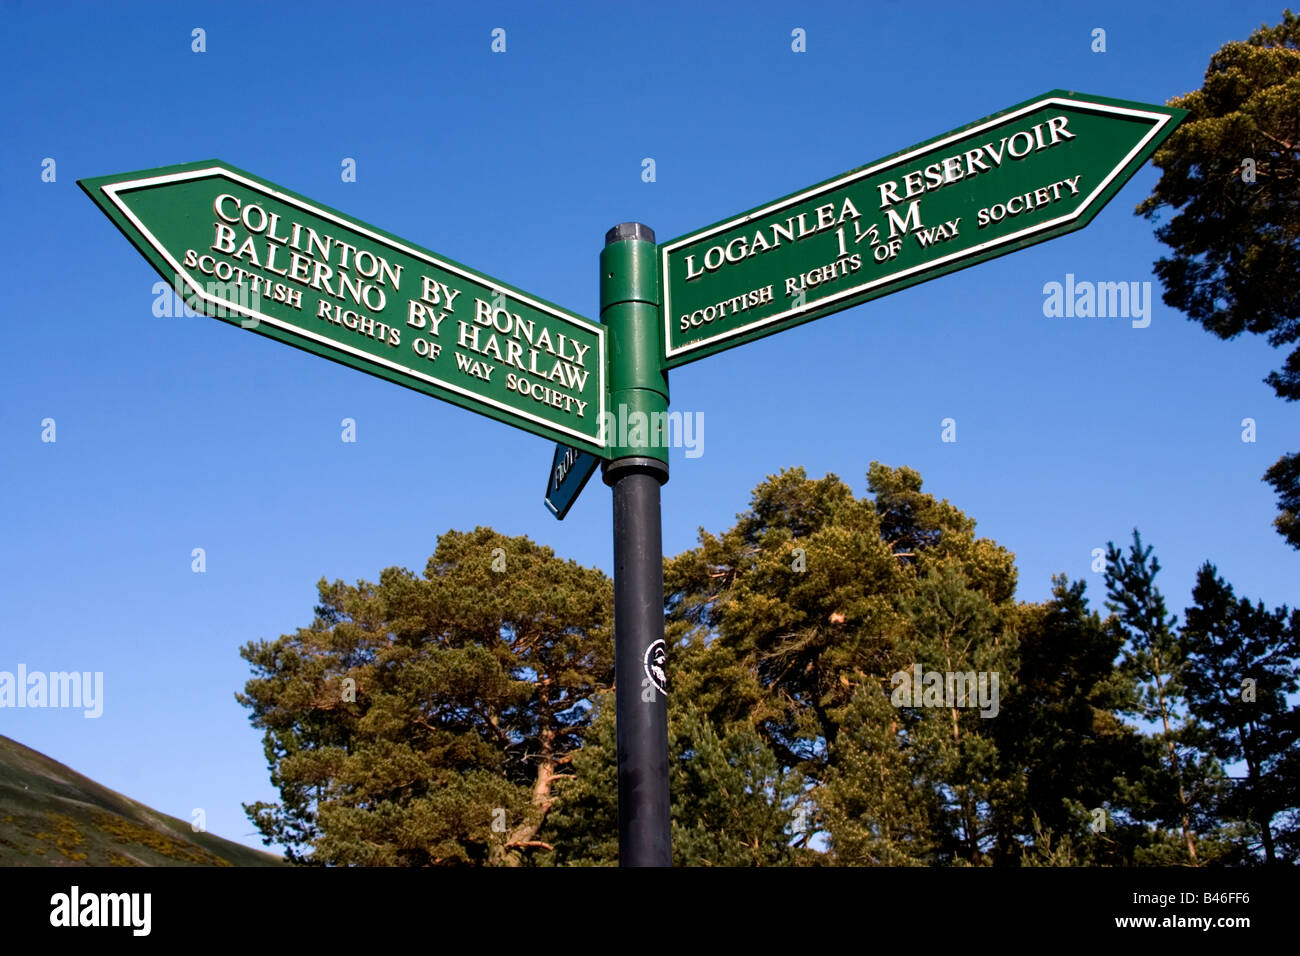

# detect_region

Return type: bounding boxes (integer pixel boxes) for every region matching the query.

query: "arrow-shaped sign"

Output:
[544,443,600,520]
[80,161,608,455]
[660,91,1184,367]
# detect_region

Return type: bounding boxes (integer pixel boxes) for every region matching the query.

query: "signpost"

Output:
[660,91,1184,367]
[82,89,1183,868]
[79,161,608,455]
[599,222,671,866]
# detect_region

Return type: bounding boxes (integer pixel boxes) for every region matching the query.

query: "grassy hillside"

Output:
[0,735,285,866]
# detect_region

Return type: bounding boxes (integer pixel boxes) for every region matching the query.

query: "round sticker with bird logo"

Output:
[643,639,667,696]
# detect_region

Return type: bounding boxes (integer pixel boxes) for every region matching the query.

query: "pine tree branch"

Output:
[505,839,554,851]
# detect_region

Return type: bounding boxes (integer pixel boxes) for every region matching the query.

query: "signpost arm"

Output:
[600,222,671,866]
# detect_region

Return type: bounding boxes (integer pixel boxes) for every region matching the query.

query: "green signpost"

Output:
[82,90,1184,867]
[79,161,608,455]
[659,91,1184,367]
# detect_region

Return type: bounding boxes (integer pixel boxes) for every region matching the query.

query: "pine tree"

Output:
[649,463,1022,864]
[993,576,1150,864]
[668,704,803,866]
[894,560,1016,864]
[1180,563,1300,863]
[1104,531,1201,863]
[237,527,613,865]
[821,681,942,865]
[1137,11,1300,549]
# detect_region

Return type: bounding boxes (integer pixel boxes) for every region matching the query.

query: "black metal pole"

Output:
[608,460,670,865]
[600,223,671,866]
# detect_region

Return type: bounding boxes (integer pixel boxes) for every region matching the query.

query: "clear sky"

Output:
[2,0,1295,854]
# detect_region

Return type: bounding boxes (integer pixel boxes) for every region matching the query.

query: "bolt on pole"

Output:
[600,222,671,866]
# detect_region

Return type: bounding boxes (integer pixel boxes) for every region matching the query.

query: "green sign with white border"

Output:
[660,90,1185,368]
[80,161,608,455]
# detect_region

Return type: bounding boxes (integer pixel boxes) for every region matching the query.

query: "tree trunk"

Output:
[494,682,558,866]
[1153,656,1197,863]
[1237,720,1275,864]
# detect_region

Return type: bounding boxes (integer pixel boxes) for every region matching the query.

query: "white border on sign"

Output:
[660,96,1175,361]
[101,167,608,449]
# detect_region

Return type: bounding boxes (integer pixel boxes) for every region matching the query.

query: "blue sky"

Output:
[2,0,1295,854]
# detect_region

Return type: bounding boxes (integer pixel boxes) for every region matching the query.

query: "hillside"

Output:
[0,735,285,866]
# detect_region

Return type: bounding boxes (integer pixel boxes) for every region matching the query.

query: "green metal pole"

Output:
[600,222,671,866]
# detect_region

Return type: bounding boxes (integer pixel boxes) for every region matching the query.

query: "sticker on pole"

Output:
[643,639,667,697]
